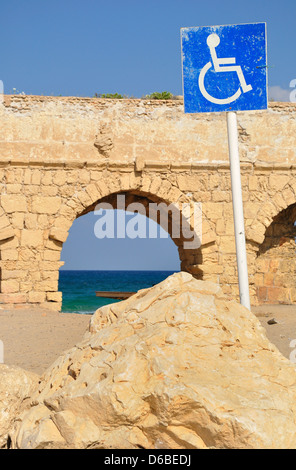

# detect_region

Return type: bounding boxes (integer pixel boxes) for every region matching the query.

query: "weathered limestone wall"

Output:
[0,96,295,310]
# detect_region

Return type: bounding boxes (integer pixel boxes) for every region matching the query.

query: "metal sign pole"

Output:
[181,22,267,310]
[226,111,251,310]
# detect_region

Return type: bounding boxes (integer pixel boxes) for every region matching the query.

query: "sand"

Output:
[1,305,296,375]
[0,309,90,375]
[252,305,296,361]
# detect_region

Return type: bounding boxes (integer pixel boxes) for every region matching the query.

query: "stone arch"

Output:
[243,174,296,305]
[49,172,211,267]
[77,189,201,271]
[46,171,217,308]
[246,174,296,248]
[254,203,296,304]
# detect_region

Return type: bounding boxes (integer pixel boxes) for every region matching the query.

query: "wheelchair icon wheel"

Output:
[199,62,242,105]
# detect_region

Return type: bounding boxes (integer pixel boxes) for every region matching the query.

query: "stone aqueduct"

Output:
[0,95,295,311]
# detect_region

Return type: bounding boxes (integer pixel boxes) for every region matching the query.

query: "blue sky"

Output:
[0,0,294,270]
[0,0,294,99]
[61,211,180,271]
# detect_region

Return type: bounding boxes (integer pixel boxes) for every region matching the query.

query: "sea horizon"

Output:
[60,268,177,272]
[59,269,179,315]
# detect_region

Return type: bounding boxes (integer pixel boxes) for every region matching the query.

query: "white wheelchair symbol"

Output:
[199,33,252,105]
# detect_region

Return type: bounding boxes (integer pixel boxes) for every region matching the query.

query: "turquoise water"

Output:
[59,270,178,314]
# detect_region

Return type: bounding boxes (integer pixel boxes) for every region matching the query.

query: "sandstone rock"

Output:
[0,365,39,448]
[48,227,69,243]
[94,124,114,157]
[11,272,296,449]
[0,227,15,242]
[1,195,27,213]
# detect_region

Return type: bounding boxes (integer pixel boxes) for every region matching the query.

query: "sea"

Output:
[59,270,178,314]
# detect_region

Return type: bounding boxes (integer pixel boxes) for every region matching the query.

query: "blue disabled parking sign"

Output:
[181,22,267,113]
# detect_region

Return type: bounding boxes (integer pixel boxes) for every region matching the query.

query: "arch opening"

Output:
[58,189,202,313]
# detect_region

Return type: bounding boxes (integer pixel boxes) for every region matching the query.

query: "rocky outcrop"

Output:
[0,365,39,448]
[10,272,296,449]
